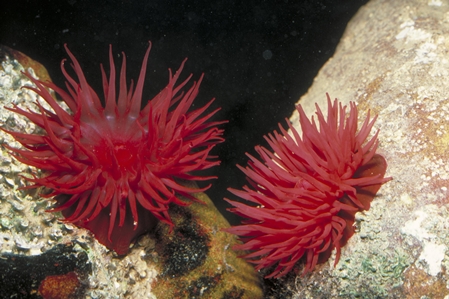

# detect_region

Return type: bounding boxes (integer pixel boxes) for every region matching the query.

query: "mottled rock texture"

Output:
[0,46,262,299]
[271,0,449,298]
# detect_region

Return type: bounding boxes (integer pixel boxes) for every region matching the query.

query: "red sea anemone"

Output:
[3,42,225,254]
[225,94,391,278]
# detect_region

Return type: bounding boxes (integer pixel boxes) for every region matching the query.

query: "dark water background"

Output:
[0,0,369,224]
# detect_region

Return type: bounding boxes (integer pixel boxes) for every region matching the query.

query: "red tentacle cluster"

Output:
[225,94,391,278]
[3,43,225,254]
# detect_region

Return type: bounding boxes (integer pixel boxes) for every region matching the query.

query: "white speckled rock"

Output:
[0,45,262,299]
[275,0,449,298]
[0,44,160,299]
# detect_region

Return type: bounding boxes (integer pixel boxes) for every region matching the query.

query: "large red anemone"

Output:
[225,94,391,278]
[3,43,225,254]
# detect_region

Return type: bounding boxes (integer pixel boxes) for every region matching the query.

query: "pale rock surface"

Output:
[279,0,449,298]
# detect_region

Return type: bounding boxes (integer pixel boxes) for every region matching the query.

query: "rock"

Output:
[0,45,262,298]
[272,0,449,298]
[151,181,263,299]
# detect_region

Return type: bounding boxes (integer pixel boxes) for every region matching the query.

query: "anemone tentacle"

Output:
[225,94,391,278]
[3,43,225,254]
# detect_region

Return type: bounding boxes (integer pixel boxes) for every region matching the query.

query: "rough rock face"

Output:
[0,46,263,299]
[275,0,449,298]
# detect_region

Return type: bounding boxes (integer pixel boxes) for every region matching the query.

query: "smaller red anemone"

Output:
[3,42,225,254]
[225,94,391,278]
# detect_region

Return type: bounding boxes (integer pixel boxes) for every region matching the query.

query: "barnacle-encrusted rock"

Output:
[272,0,449,298]
[0,45,262,299]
